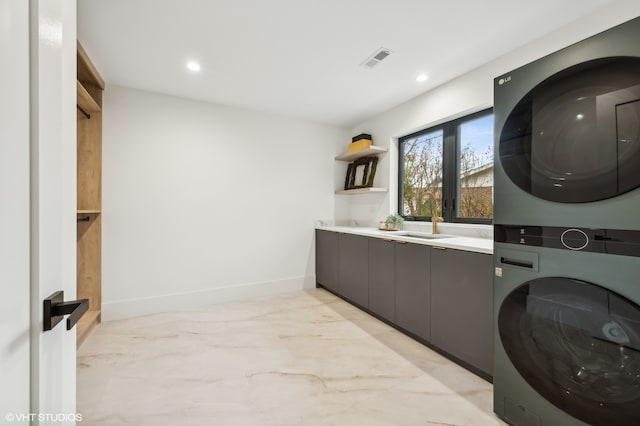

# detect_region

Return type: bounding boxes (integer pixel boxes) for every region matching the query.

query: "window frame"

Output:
[398,108,494,225]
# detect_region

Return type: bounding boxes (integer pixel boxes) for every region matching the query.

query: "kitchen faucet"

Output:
[425,192,441,235]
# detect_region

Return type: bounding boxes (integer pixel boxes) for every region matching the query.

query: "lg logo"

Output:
[498,76,512,85]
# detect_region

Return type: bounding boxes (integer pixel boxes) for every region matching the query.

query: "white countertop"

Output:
[316,225,493,255]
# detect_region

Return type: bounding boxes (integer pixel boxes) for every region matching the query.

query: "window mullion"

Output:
[442,122,456,223]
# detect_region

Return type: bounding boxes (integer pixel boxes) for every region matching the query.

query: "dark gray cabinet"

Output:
[395,242,431,341]
[368,238,395,322]
[315,229,493,380]
[315,230,338,293]
[337,234,369,307]
[430,248,493,376]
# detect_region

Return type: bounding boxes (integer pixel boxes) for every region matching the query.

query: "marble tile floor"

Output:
[77,288,506,426]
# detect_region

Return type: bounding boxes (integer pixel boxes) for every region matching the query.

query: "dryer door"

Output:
[499,277,640,426]
[499,57,640,203]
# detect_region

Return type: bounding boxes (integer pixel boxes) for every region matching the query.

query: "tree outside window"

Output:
[401,129,442,217]
[457,114,494,219]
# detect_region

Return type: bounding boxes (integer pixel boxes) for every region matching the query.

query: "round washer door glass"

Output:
[499,277,640,426]
[499,57,640,202]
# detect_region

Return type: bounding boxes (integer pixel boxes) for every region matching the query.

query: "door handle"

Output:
[43,291,89,332]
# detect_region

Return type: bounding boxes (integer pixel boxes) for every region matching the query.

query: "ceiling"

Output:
[78,0,616,127]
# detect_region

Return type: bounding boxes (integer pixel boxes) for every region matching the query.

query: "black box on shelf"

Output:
[351,133,372,143]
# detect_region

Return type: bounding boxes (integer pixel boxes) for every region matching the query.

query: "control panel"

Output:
[494,225,640,258]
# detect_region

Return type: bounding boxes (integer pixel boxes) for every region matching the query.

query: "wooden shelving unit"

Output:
[335,146,387,162]
[76,41,104,347]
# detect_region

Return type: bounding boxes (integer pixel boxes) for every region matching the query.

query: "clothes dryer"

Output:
[494,17,640,230]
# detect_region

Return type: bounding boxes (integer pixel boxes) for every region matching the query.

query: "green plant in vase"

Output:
[383,213,404,231]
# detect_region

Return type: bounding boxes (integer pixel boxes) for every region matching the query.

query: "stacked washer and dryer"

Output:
[493,17,640,426]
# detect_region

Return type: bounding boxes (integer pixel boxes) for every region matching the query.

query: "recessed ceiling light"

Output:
[416,73,428,83]
[186,61,201,72]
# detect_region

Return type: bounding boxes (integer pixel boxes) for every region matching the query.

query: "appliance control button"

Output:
[560,228,589,250]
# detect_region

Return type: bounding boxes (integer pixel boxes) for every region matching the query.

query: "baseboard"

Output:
[102,275,316,321]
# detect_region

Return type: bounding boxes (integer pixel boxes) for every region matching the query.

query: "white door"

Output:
[1,1,78,424]
[0,0,32,420]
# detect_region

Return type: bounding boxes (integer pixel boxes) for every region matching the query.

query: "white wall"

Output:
[103,86,348,320]
[347,2,640,227]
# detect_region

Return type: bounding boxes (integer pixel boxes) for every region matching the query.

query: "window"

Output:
[456,112,494,220]
[399,109,494,224]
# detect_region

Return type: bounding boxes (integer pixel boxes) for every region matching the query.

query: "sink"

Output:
[395,232,454,240]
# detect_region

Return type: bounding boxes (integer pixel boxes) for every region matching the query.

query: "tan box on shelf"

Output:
[347,139,372,153]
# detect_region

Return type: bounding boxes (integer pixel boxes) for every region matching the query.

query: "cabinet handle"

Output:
[432,246,447,250]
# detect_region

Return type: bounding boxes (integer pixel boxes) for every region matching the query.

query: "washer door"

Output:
[499,57,640,203]
[499,277,640,426]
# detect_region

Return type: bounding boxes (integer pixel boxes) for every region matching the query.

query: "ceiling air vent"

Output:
[360,47,392,69]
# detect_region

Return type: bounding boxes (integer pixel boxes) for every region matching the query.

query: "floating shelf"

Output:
[335,187,388,195]
[77,209,101,215]
[335,146,387,162]
[77,80,101,114]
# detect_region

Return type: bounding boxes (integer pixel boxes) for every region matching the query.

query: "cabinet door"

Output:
[395,242,430,341]
[431,248,493,376]
[368,238,395,322]
[338,233,369,307]
[316,230,338,292]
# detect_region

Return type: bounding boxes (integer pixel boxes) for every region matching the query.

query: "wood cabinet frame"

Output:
[76,42,104,346]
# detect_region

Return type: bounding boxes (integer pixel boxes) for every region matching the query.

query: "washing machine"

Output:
[493,16,640,426]
[493,230,640,426]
